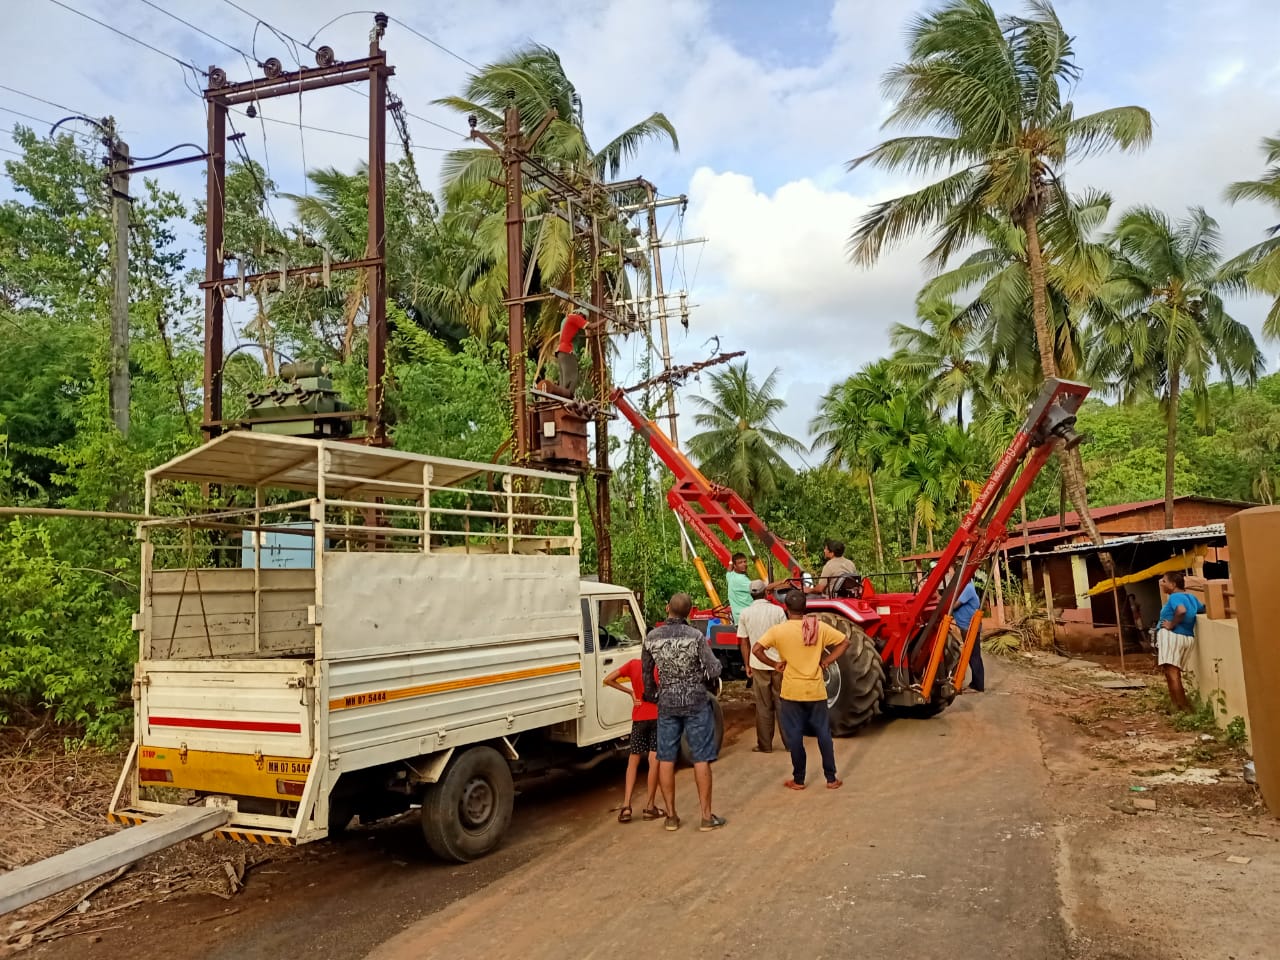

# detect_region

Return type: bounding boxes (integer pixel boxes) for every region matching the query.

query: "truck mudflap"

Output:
[110,742,324,845]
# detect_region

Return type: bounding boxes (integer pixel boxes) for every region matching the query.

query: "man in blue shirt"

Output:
[1157,571,1205,712]
[951,581,985,692]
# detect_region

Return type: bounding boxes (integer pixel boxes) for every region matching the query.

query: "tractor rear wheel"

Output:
[815,613,884,736]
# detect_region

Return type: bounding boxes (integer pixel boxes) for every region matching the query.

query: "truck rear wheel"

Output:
[421,746,514,863]
[816,613,885,737]
[678,697,725,766]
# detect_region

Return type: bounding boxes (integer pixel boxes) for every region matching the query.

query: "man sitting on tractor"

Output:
[808,539,858,596]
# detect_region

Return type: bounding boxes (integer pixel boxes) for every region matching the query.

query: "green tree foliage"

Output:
[434,44,679,356]
[1224,132,1280,336]
[686,363,806,508]
[848,0,1151,548]
[1088,206,1262,526]
[0,129,198,741]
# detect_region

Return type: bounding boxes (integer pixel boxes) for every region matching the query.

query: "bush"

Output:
[0,520,135,745]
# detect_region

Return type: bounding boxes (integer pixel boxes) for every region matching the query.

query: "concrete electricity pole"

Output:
[106,120,131,436]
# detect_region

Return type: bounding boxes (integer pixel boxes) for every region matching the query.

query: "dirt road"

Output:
[373,675,1068,960]
[17,657,1274,960]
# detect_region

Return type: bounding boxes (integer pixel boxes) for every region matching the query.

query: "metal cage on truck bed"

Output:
[113,433,584,844]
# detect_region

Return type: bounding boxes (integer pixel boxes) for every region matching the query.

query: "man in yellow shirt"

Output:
[752,590,850,790]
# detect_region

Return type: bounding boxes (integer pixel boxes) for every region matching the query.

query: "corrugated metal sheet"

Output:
[1050,524,1227,554]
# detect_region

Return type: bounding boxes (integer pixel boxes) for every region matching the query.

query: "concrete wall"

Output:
[1191,618,1251,742]
[1226,506,1280,817]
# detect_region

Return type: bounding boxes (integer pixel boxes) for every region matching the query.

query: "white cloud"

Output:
[665,166,933,445]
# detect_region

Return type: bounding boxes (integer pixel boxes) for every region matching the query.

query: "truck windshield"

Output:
[598,598,642,649]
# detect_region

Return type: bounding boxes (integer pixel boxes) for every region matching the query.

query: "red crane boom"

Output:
[611,388,808,593]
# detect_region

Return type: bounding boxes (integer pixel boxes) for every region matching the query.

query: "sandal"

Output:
[641,806,666,821]
[618,806,633,823]
[826,779,844,790]
[783,779,806,791]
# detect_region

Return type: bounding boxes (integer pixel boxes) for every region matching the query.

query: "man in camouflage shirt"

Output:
[642,592,726,832]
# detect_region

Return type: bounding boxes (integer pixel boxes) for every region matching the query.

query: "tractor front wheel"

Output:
[815,614,884,737]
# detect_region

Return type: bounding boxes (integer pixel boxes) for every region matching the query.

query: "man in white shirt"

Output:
[736,580,788,753]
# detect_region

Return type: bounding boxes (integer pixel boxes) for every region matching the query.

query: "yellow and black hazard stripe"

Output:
[214,828,297,845]
[328,660,581,712]
[109,811,296,844]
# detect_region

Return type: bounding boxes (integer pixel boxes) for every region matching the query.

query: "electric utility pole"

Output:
[469,100,555,461]
[106,119,131,436]
[643,180,676,446]
[590,209,612,583]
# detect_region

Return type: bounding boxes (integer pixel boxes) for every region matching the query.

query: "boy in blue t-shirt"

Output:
[1156,571,1205,712]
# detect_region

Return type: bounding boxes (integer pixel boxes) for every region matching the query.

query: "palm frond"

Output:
[849,167,980,265]
[592,113,679,179]
[1063,106,1152,158]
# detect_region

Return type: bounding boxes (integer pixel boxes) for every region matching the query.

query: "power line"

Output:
[43,0,208,76]
[210,2,464,138]
[388,15,480,71]
[0,105,58,128]
[304,9,376,47]
[216,0,317,53]
[134,0,260,64]
[0,83,98,120]
[230,107,453,153]
[226,112,283,233]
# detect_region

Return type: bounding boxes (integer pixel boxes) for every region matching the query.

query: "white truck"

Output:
[110,431,722,861]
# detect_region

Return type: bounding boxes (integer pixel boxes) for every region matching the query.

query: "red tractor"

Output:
[613,376,1089,734]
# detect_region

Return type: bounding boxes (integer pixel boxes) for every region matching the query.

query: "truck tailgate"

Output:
[138,659,314,758]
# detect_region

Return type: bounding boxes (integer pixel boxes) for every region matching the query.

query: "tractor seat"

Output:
[830,574,863,599]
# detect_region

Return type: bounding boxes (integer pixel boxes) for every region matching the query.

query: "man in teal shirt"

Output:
[726,553,752,623]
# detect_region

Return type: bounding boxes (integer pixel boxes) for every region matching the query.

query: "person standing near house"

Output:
[1157,571,1205,712]
[752,590,850,790]
[736,579,787,752]
[951,580,985,693]
[726,553,753,623]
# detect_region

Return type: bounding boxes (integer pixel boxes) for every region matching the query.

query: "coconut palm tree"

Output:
[809,359,901,565]
[888,297,987,426]
[918,190,1113,388]
[687,363,806,508]
[433,44,678,354]
[847,0,1151,545]
[1088,206,1263,527]
[1224,132,1280,337]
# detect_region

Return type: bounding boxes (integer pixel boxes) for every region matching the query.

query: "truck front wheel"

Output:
[420,746,514,862]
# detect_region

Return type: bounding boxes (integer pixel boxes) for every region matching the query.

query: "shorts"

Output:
[656,701,718,764]
[628,719,657,755]
[1156,628,1195,671]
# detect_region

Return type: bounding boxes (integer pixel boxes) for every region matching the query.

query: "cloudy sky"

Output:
[3,0,1279,447]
